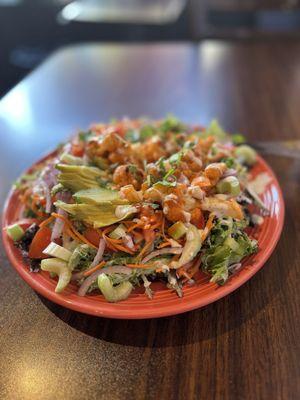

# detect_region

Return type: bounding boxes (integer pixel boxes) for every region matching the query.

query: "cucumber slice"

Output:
[98,274,133,302]
[43,242,72,262]
[6,223,25,241]
[235,145,257,166]
[172,224,202,269]
[41,258,72,293]
[216,176,241,196]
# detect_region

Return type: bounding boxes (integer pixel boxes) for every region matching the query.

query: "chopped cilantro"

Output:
[163,168,176,181]
[169,151,184,166]
[125,129,140,143]
[140,125,156,140]
[154,180,177,188]
[160,114,184,133]
[78,130,93,142]
[221,157,235,168]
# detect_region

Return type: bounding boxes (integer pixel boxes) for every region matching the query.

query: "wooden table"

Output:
[0,42,299,400]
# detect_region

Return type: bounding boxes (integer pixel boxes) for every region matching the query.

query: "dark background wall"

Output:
[1,0,300,97]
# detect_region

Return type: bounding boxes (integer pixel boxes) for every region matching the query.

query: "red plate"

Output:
[2,154,284,319]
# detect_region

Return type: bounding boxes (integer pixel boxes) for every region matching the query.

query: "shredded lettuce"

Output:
[68,244,96,271]
[202,218,257,284]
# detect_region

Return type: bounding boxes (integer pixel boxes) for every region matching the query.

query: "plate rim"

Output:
[1,153,285,319]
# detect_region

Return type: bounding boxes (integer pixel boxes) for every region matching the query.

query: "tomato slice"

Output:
[71,143,84,157]
[84,228,101,247]
[28,226,52,259]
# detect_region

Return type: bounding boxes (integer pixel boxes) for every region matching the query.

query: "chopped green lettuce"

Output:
[202,218,257,284]
[68,244,96,271]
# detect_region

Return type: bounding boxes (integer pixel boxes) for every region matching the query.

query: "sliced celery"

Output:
[98,274,133,302]
[168,221,187,240]
[6,223,25,241]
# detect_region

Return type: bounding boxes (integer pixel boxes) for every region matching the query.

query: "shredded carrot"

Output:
[122,220,137,227]
[157,240,172,249]
[52,212,97,249]
[31,201,45,218]
[39,215,54,228]
[201,213,215,242]
[103,238,119,252]
[102,226,115,236]
[126,263,154,269]
[83,261,106,277]
[150,221,161,230]
[131,230,144,240]
[177,267,192,280]
[113,243,135,254]
[127,223,140,232]
[161,216,168,240]
[105,236,123,244]
[137,240,153,260]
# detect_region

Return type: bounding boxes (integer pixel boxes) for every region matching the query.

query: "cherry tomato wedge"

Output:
[28,226,52,259]
[84,228,102,247]
[71,143,84,157]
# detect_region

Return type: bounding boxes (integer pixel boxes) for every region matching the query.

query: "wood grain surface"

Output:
[0,41,299,400]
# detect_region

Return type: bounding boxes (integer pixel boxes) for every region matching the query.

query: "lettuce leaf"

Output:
[202,218,257,284]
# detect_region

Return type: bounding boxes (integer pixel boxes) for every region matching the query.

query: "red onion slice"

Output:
[142,247,182,264]
[123,234,135,250]
[223,168,237,178]
[90,238,106,268]
[77,266,132,296]
[51,191,72,241]
[51,208,67,241]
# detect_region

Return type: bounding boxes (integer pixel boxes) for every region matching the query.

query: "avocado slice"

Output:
[56,164,105,192]
[55,200,137,228]
[172,224,202,269]
[73,187,128,205]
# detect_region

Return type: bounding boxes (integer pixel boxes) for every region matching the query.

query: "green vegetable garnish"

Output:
[216,176,241,196]
[98,274,133,302]
[6,223,25,241]
[168,221,187,240]
[235,145,257,166]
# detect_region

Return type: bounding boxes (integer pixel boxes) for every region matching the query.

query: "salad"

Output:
[4,116,267,303]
